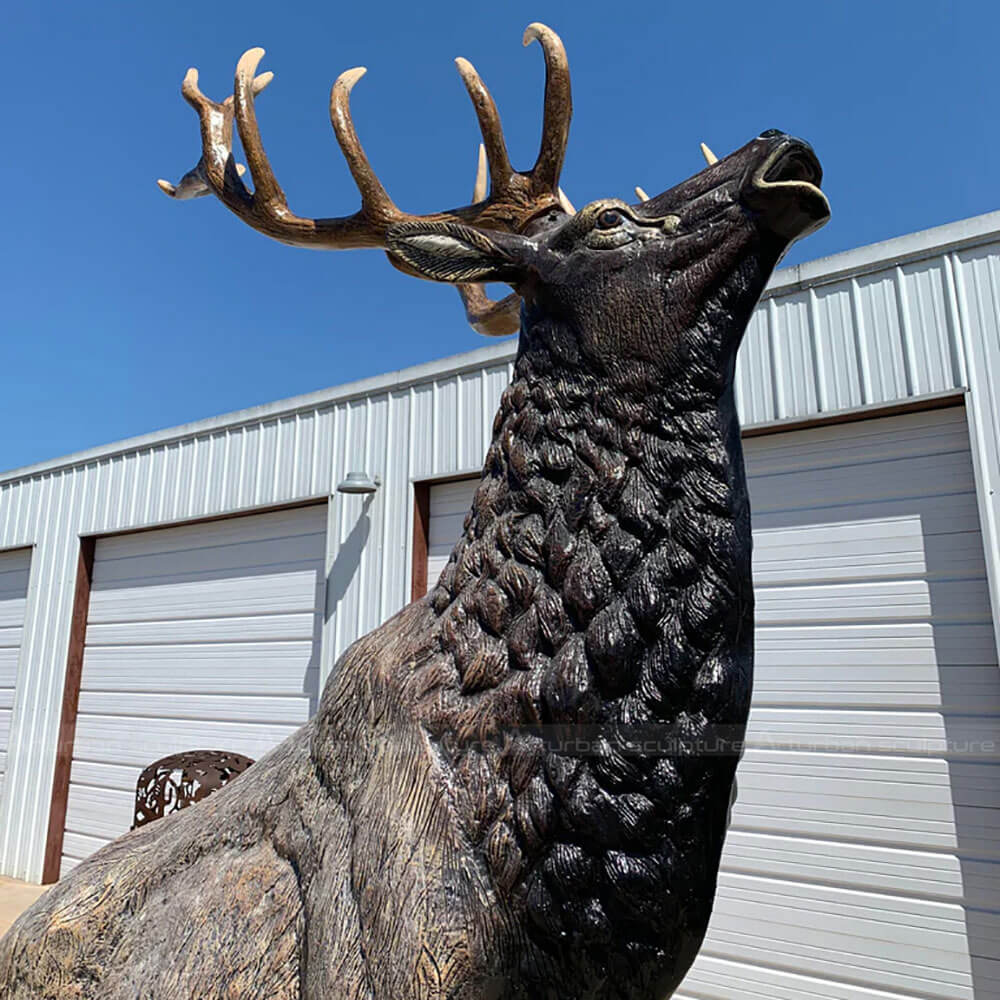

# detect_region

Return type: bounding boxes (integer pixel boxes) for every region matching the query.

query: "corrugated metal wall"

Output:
[1,211,999,882]
[734,255,966,425]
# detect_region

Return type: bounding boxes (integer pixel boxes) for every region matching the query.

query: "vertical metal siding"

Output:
[900,259,960,393]
[858,269,911,401]
[736,255,966,426]
[0,548,32,811]
[812,282,864,412]
[954,245,1000,656]
[735,308,777,425]
[411,381,434,479]
[0,221,998,882]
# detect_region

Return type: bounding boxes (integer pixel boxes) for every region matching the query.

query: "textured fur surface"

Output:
[406,313,755,998]
[0,131,826,999]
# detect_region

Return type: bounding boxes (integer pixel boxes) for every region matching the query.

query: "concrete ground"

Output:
[0,877,48,936]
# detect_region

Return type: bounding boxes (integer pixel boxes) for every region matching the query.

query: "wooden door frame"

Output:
[42,536,95,884]
[410,481,431,603]
[411,475,482,603]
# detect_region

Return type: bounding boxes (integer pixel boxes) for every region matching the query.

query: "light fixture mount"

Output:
[336,472,381,495]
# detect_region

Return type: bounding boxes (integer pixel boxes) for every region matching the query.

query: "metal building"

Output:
[2,210,1000,999]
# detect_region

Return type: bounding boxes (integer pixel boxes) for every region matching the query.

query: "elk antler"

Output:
[158,24,573,276]
[451,24,577,338]
[157,72,273,201]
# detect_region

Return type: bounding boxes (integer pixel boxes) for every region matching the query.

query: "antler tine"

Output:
[473,143,488,203]
[457,144,521,337]
[180,67,218,118]
[329,69,402,223]
[250,71,274,95]
[455,57,514,195]
[159,69,273,200]
[233,50,286,207]
[459,286,522,336]
[180,67,251,206]
[523,23,571,192]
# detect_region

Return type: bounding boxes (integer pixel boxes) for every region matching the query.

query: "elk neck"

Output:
[409,299,756,990]
[422,299,755,739]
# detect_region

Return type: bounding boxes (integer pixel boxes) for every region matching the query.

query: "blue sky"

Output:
[2,1,995,472]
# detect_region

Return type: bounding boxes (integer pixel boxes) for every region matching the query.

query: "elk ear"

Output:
[386,222,535,284]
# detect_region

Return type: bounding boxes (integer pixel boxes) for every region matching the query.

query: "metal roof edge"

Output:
[761,209,1000,297]
[0,339,519,485]
[5,209,1000,486]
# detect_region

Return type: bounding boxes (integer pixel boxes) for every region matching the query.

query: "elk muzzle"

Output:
[742,131,830,241]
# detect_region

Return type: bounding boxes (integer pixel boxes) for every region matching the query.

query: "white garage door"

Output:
[427,478,479,592]
[424,406,1000,1000]
[0,549,31,809]
[62,504,326,876]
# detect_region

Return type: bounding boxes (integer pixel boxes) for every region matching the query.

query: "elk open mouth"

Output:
[745,139,830,241]
[760,145,823,188]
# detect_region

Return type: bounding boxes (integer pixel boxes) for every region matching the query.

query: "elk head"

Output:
[388,133,829,391]
[158,24,829,357]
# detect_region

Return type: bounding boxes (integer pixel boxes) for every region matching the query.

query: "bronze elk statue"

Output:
[0,23,828,1000]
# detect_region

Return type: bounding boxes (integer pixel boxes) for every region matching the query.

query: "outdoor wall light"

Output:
[336,472,381,495]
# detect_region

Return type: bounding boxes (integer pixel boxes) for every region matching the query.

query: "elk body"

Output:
[0,24,828,999]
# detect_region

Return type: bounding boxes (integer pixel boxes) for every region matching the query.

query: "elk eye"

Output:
[596,209,623,230]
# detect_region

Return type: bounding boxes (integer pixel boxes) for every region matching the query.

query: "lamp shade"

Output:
[336,472,380,495]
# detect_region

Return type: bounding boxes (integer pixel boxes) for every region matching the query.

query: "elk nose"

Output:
[744,136,829,241]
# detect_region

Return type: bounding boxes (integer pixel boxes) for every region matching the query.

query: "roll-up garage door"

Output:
[0,549,31,809]
[61,504,326,876]
[423,406,1000,1000]
[427,479,479,593]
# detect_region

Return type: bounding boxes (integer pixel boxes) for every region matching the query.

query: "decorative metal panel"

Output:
[131,750,254,831]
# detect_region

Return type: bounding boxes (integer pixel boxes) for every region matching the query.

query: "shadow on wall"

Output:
[325,498,372,611]
[321,498,374,695]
